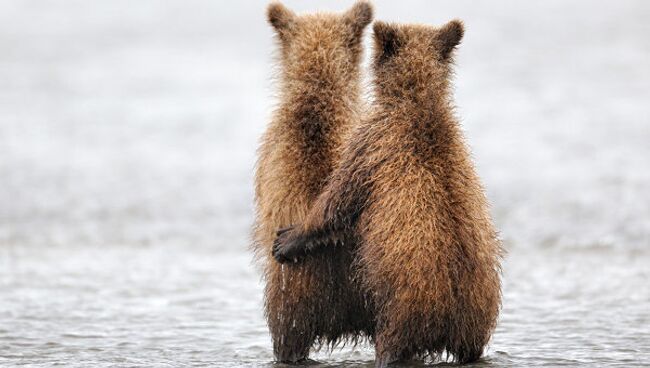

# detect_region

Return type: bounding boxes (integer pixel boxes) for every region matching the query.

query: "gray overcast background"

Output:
[0,1,649,367]
[2,0,649,251]
[1,1,649,250]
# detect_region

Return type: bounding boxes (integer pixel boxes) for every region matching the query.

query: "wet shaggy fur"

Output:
[274,21,503,366]
[253,1,374,363]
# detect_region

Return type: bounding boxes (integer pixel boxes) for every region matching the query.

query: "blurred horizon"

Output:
[1,0,649,251]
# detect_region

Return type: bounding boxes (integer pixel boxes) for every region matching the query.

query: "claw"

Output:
[276,225,294,237]
[272,242,285,263]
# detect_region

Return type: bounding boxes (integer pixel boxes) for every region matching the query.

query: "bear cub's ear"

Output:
[345,1,374,37]
[436,20,464,60]
[267,2,295,35]
[373,21,401,64]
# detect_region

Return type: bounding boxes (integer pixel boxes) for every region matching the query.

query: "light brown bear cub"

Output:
[274,20,503,366]
[253,1,374,363]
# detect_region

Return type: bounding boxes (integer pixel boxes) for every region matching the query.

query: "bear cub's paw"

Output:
[272,226,309,264]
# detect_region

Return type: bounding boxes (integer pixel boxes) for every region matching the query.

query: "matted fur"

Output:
[274,20,503,366]
[253,1,374,362]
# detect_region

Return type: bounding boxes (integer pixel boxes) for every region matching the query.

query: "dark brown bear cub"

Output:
[253,1,374,363]
[274,20,503,366]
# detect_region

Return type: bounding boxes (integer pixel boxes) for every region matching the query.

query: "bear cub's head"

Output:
[372,20,464,95]
[267,1,373,83]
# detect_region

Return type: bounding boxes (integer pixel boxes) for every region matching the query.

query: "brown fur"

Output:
[274,20,503,366]
[253,1,374,362]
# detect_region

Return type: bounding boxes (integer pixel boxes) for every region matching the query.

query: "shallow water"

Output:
[2,246,649,367]
[1,0,649,367]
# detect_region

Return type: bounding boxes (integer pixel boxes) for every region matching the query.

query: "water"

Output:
[1,0,649,366]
